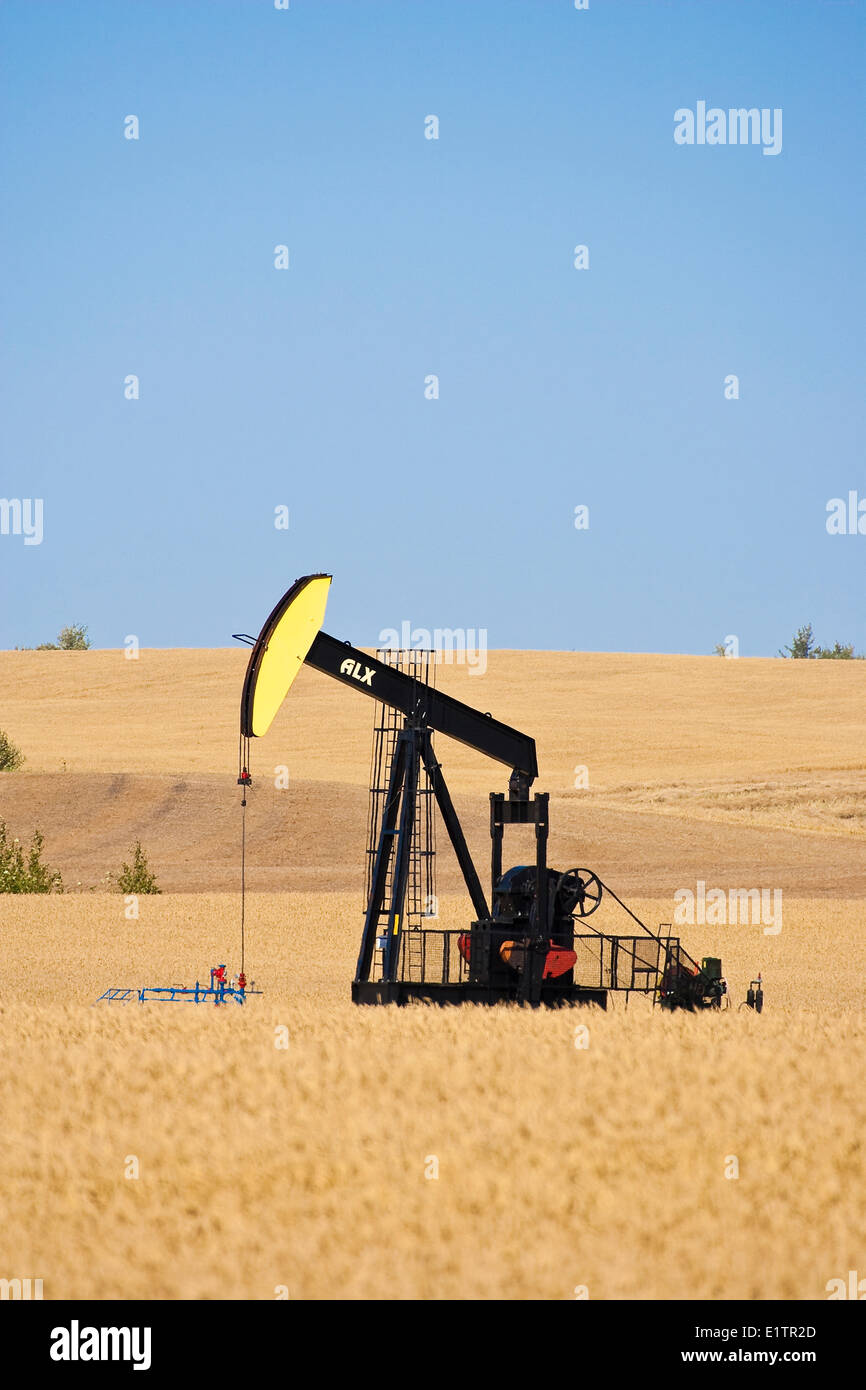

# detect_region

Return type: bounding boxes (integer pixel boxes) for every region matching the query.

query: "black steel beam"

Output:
[383,730,419,981]
[355,733,408,983]
[490,793,504,900]
[305,631,538,780]
[420,731,489,921]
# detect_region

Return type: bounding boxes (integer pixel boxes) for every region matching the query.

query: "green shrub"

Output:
[116,842,161,895]
[779,623,815,659]
[58,624,92,650]
[814,642,857,660]
[780,624,863,659]
[37,624,92,651]
[0,822,63,893]
[0,730,24,771]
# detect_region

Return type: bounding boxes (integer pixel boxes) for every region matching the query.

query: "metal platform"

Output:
[355,926,699,1009]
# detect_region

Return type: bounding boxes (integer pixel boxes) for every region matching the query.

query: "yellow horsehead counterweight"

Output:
[240,573,332,738]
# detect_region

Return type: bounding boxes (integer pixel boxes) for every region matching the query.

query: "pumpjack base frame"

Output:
[352,980,608,1009]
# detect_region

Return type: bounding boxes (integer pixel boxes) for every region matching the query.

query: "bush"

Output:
[37,624,92,651]
[0,822,63,893]
[58,624,92,650]
[779,623,815,659]
[116,842,161,895]
[0,730,24,771]
[780,624,862,659]
[814,642,857,660]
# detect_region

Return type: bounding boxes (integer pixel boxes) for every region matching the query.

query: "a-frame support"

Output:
[355,722,490,986]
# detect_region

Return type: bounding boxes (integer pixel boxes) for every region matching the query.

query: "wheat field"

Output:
[0,650,864,1299]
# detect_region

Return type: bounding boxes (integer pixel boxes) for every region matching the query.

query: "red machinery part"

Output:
[457,934,576,979]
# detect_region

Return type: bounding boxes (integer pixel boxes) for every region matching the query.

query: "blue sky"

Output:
[1,0,863,654]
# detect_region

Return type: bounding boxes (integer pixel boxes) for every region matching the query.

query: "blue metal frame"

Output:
[94,965,262,1006]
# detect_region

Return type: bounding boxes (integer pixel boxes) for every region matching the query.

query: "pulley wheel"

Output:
[555,868,603,918]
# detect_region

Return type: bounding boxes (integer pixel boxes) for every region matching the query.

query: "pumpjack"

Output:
[238,574,731,1011]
